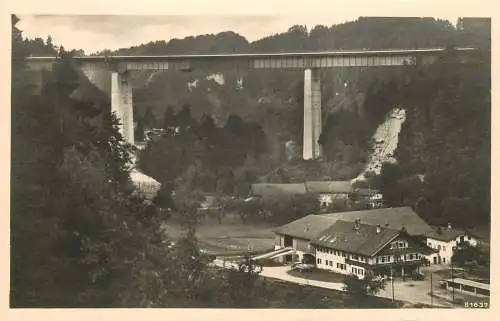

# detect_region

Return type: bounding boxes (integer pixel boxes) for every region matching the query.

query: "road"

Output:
[212,259,456,307]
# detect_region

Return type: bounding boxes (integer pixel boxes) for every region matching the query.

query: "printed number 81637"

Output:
[464,301,489,308]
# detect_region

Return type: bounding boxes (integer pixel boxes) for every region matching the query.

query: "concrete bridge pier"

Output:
[111,71,134,144]
[303,68,323,160]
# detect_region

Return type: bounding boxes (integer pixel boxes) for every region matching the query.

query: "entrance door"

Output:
[433,256,437,264]
[438,256,442,264]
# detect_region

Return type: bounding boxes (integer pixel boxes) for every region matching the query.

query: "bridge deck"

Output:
[26,47,479,62]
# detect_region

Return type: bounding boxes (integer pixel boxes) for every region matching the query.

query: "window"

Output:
[428,242,431,247]
[443,246,446,251]
[381,256,386,263]
[409,253,414,260]
[360,269,364,276]
[438,245,441,251]
[443,258,446,263]
[329,261,333,267]
[353,255,358,260]
[337,263,340,268]
[317,258,322,264]
[342,252,346,258]
[398,241,406,248]
[468,235,471,240]
[376,257,379,264]
[352,267,355,274]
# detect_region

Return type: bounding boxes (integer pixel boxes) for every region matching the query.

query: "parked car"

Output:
[292,263,315,272]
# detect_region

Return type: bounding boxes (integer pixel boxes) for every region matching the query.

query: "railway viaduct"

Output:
[26,47,480,160]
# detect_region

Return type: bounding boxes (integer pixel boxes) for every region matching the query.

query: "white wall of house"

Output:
[315,246,367,279]
[425,233,478,265]
[317,193,348,207]
[425,238,453,265]
[455,234,478,247]
[313,240,423,279]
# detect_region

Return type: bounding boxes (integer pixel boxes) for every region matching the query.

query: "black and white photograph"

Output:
[8,0,492,312]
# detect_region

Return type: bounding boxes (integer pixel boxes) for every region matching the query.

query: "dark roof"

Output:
[273,214,335,240]
[305,181,353,194]
[320,207,433,236]
[251,181,353,197]
[251,183,307,197]
[353,188,381,196]
[310,220,401,257]
[425,227,468,242]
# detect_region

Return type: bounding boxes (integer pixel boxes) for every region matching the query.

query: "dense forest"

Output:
[375,48,491,228]
[12,16,266,308]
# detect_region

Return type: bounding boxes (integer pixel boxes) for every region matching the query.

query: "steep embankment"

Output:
[351,107,406,183]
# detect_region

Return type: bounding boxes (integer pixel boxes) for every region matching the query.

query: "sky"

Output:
[17,14,462,54]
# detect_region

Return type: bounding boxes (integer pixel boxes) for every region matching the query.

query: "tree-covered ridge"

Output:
[99,17,489,56]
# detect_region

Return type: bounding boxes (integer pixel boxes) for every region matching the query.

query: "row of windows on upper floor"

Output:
[317,251,421,264]
[316,247,368,262]
[317,258,366,276]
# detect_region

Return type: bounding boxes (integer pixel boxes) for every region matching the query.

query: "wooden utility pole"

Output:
[451,263,455,303]
[430,272,433,306]
[391,267,395,303]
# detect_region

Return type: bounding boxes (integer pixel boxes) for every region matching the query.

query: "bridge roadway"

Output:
[25,47,481,160]
[26,47,479,71]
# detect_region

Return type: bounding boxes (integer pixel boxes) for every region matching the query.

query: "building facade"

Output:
[311,220,428,279]
[424,224,479,265]
[272,207,436,268]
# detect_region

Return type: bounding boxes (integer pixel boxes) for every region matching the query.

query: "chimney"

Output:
[376,224,381,234]
[447,222,452,230]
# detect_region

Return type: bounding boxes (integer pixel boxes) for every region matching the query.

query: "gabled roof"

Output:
[425,227,468,242]
[320,206,433,236]
[273,214,336,240]
[305,181,353,194]
[310,220,401,257]
[251,181,355,197]
[250,183,307,197]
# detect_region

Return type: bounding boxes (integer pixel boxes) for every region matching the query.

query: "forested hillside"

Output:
[374,48,490,228]
[127,17,490,228]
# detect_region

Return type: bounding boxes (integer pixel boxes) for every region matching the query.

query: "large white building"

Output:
[273,207,436,268]
[311,220,428,279]
[424,223,479,265]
